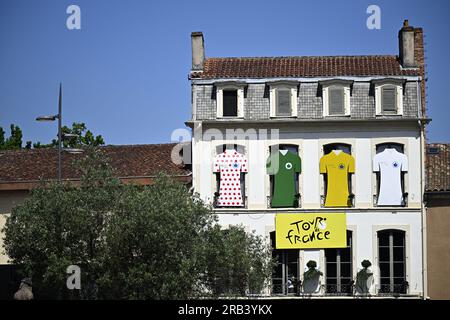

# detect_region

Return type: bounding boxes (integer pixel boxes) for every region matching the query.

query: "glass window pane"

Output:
[379,262,390,278]
[340,263,351,277]
[326,263,337,278]
[394,263,405,278]
[393,247,405,262]
[340,248,351,262]
[326,277,337,285]
[393,232,405,246]
[223,90,238,116]
[378,232,389,246]
[325,249,337,262]
[379,247,390,262]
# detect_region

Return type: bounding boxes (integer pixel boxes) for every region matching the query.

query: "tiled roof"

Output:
[0,144,191,186]
[190,56,420,79]
[426,143,450,192]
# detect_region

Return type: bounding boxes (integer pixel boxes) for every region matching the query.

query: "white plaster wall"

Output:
[217,211,423,296]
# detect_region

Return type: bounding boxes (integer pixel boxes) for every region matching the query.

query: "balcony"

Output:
[373,193,408,207]
[267,194,302,209]
[320,193,355,208]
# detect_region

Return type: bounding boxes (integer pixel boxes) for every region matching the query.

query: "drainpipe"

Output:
[419,120,428,300]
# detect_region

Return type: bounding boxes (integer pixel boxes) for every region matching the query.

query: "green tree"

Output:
[202,225,274,297]
[33,122,105,149]
[2,148,273,299]
[0,124,23,150]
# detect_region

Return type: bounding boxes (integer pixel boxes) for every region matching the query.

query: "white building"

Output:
[187,21,428,298]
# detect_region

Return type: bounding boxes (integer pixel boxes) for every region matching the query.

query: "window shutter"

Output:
[328,87,344,115]
[382,87,397,112]
[276,89,291,116]
[222,90,238,117]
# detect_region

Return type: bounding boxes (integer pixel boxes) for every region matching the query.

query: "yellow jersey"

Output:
[320,151,355,207]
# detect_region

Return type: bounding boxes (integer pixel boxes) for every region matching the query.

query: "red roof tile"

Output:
[190,56,420,79]
[426,143,450,192]
[0,144,191,185]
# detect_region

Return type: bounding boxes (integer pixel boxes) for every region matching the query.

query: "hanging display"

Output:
[320,150,355,207]
[266,150,301,207]
[213,149,248,207]
[373,148,408,206]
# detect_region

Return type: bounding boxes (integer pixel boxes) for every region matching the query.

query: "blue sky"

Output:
[0,0,449,145]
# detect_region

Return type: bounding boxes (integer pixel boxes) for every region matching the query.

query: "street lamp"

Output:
[36,83,83,181]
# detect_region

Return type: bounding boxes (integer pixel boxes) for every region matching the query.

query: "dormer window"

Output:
[215,81,245,118]
[223,90,238,117]
[321,80,352,117]
[373,79,405,116]
[269,81,298,118]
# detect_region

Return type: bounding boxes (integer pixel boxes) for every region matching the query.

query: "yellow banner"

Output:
[275,213,347,249]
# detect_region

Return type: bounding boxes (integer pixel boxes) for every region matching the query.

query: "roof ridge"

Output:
[206,55,399,60]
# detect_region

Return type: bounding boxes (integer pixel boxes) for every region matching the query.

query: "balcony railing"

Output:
[320,193,355,208]
[267,194,302,209]
[373,193,408,207]
[324,282,354,296]
[213,192,248,209]
[377,282,409,296]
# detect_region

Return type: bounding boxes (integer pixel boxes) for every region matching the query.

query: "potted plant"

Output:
[302,260,323,294]
[355,260,373,295]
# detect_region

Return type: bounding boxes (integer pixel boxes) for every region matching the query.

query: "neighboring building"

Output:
[0,143,191,299]
[187,20,429,298]
[425,143,450,300]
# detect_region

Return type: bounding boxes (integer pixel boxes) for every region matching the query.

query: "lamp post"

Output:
[36,83,83,181]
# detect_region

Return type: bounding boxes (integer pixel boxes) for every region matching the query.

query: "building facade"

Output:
[188,21,428,298]
[425,143,450,300]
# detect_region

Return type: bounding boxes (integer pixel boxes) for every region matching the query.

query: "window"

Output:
[427,147,440,155]
[325,231,353,295]
[215,82,245,118]
[222,90,238,116]
[267,144,301,208]
[373,80,404,115]
[381,86,397,113]
[269,82,298,118]
[328,87,345,115]
[321,80,352,117]
[276,89,292,116]
[270,232,300,295]
[321,143,354,207]
[374,143,407,207]
[377,230,407,294]
[213,144,246,208]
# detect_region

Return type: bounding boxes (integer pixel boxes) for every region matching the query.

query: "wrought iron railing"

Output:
[267,194,301,209]
[213,192,248,209]
[373,193,408,207]
[324,282,354,296]
[320,194,355,208]
[377,282,409,296]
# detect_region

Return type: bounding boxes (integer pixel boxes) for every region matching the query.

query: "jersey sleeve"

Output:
[373,154,380,172]
[319,155,327,174]
[401,154,408,172]
[213,154,221,173]
[294,155,301,174]
[348,154,355,174]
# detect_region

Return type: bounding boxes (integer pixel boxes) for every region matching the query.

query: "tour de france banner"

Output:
[275,213,347,249]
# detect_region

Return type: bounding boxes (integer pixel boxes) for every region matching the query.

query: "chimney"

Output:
[191,32,205,71]
[398,20,417,68]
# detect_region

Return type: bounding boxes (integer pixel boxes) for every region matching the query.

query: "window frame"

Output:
[373,79,405,116]
[215,82,246,118]
[321,80,352,117]
[377,229,407,294]
[269,81,298,118]
[325,230,353,295]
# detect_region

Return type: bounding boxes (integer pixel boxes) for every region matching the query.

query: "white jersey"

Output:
[373,148,408,206]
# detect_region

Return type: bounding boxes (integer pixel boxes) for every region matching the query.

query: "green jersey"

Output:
[266,150,301,207]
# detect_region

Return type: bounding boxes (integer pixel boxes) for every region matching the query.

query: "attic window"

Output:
[427,147,440,155]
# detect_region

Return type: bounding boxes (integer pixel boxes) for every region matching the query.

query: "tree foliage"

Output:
[2,148,273,299]
[0,124,23,150]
